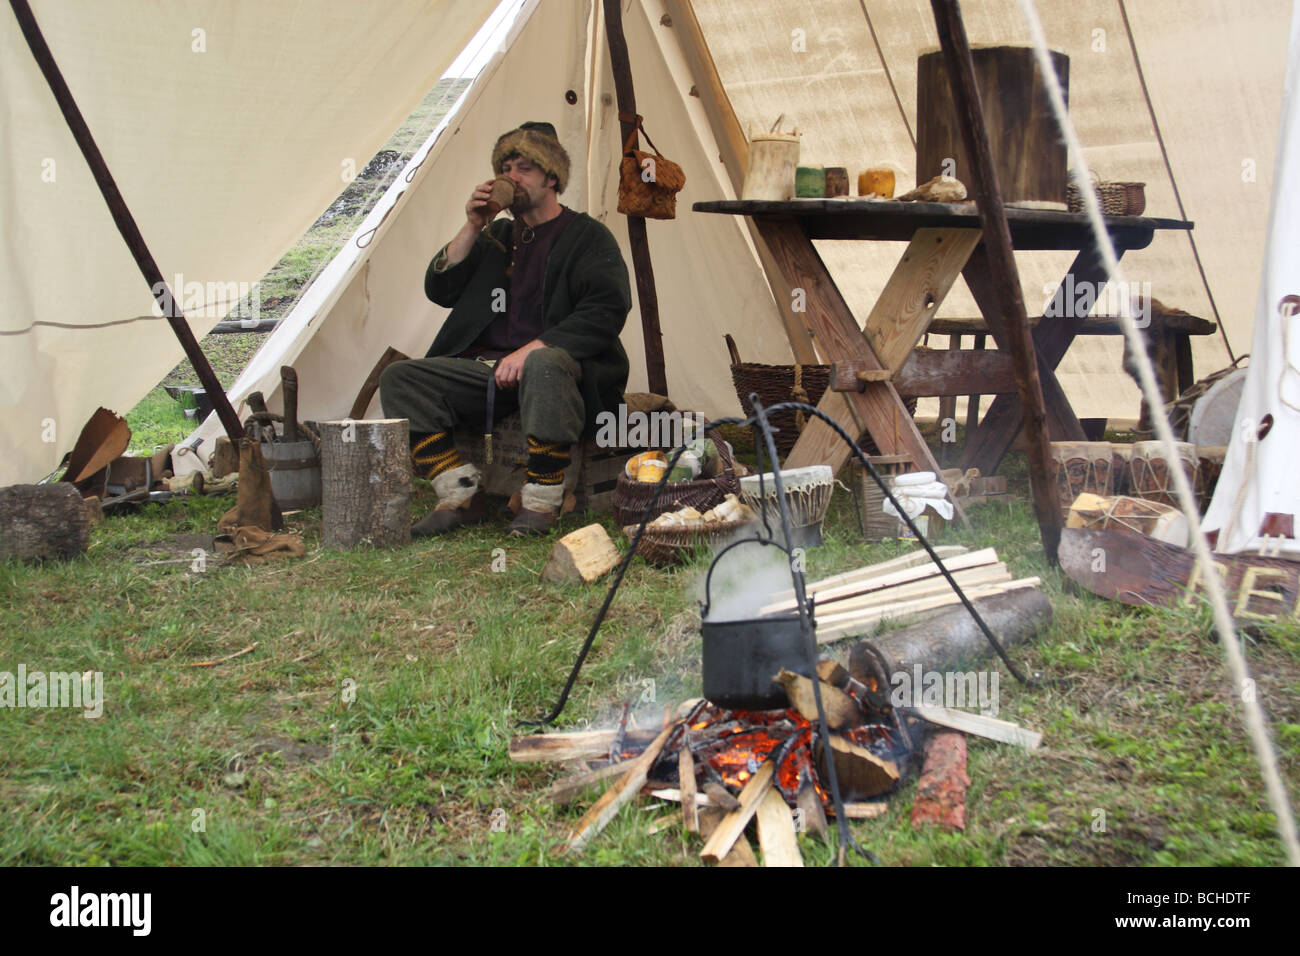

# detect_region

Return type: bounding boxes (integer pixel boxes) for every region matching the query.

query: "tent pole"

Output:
[9,0,245,447]
[929,0,1062,563]
[603,0,668,397]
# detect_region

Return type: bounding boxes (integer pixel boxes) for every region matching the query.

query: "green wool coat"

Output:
[423,212,632,433]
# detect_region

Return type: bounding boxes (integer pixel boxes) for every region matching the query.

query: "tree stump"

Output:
[0,484,90,561]
[320,419,411,548]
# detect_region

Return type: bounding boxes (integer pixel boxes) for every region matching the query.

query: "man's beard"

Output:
[509,188,536,216]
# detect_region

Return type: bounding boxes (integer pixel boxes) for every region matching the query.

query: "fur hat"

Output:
[491,121,570,194]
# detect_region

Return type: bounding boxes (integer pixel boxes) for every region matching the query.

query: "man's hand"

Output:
[495,339,549,388]
[465,179,496,230]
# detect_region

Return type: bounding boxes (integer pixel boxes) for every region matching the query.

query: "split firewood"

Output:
[679,746,699,833]
[912,704,1042,750]
[802,563,1011,618]
[769,545,968,604]
[698,807,759,867]
[541,524,622,584]
[815,578,1042,644]
[826,801,889,820]
[0,484,90,561]
[542,761,634,805]
[702,782,742,812]
[648,789,711,806]
[815,659,849,688]
[755,786,804,867]
[796,778,829,838]
[509,727,660,763]
[562,722,677,853]
[824,735,901,800]
[700,761,776,863]
[911,730,970,831]
[773,670,862,729]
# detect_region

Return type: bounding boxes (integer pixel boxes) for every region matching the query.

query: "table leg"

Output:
[938,334,960,465]
[960,246,1106,475]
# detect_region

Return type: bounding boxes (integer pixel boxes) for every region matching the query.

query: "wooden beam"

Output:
[863,228,981,372]
[603,0,667,396]
[931,0,1060,562]
[832,349,1019,397]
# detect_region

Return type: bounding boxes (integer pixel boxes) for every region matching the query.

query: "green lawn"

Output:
[3,440,1296,866]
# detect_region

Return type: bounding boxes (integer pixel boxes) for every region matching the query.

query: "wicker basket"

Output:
[1066,177,1146,216]
[725,334,830,457]
[622,518,756,567]
[611,433,741,527]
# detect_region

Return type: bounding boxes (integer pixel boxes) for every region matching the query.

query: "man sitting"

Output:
[381,121,632,537]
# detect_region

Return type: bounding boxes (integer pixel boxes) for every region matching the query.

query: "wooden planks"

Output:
[509,727,659,763]
[562,721,676,853]
[913,704,1043,750]
[700,760,776,863]
[755,785,804,867]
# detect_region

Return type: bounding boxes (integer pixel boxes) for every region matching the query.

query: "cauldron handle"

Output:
[700,536,795,619]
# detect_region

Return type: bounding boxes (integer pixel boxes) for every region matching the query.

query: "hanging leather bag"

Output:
[616,112,686,220]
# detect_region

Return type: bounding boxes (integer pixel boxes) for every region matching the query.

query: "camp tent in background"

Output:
[3,0,1291,495]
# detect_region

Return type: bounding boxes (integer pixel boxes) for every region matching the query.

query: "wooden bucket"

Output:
[1066,493,1189,548]
[742,133,800,201]
[1129,440,1197,507]
[1048,441,1113,517]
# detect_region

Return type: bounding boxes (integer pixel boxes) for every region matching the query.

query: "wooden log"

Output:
[755,786,804,867]
[847,588,1052,676]
[509,727,661,763]
[320,419,411,548]
[541,524,621,584]
[0,484,90,561]
[698,807,760,867]
[822,734,900,800]
[700,760,776,863]
[702,782,742,812]
[914,704,1043,750]
[1058,526,1300,624]
[796,778,829,837]
[910,730,970,830]
[833,350,1019,398]
[562,721,677,853]
[541,762,634,805]
[827,801,889,820]
[772,670,862,729]
[930,0,1062,563]
[679,745,699,833]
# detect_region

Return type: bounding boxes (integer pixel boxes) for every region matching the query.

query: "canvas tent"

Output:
[2,0,1292,495]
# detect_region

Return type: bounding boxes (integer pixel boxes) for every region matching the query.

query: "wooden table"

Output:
[693,199,1193,477]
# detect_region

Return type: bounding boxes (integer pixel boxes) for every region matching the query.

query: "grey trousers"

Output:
[379,347,585,445]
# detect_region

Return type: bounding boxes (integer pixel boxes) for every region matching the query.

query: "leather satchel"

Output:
[617,113,686,220]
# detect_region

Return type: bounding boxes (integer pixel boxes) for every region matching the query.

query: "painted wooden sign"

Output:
[1058,527,1300,624]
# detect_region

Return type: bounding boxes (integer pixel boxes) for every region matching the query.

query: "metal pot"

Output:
[699,539,816,710]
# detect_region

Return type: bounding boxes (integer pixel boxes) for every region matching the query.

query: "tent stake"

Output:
[930,0,1062,563]
[603,0,669,397]
[9,0,245,446]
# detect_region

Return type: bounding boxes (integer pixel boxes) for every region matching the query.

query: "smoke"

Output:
[699,533,800,622]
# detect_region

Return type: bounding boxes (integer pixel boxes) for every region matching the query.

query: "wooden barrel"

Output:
[916,46,1069,208]
[742,134,799,201]
[1129,440,1197,507]
[1048,441,1113,517]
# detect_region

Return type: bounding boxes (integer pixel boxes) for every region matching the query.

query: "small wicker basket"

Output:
[611,434,741,528]
[1066,176,1146,216]
[622,518,756,567]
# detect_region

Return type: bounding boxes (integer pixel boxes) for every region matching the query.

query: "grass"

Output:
[2,449,1297,866]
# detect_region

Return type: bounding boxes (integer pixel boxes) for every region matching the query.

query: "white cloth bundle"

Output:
[882,472,954,521]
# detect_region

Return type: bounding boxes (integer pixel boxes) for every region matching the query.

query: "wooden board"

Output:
[755,785,804,867]
[863,228,982,373]
[833,349,1019,398]
[772,545,968,603]
[815,578,1041,644]
[913,703,1043,750]
[1058,526,1300,624]
[700,761,776,863]
[509,727,660,763]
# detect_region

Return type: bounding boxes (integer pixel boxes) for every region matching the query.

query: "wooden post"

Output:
[320,419,411,548]
[930,0,1062,563]
[10,0,244,447]
[603,0,668,396]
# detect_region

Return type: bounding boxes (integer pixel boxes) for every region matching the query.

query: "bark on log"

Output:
[848,588,1051,678]
[320,419,411,549]
[910,730,970,831]
[0,484,90,561]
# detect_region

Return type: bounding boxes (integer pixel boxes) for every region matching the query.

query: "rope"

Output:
[1019,0,1299,867]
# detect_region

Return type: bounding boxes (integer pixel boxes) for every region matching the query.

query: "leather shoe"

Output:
[411,491,487,538]
[507,507,558,537]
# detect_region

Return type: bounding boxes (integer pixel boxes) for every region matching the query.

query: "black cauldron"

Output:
[699,539,816,710]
